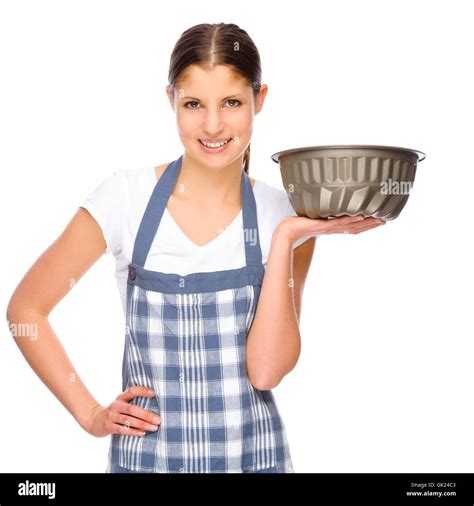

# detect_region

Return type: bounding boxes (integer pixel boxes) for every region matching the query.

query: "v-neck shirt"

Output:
[80,166,311,316]
[165,195,243,250]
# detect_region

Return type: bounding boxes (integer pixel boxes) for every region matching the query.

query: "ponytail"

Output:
[243,143,251,175]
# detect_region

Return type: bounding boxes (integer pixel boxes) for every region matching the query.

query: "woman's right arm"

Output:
[5,208,160,437]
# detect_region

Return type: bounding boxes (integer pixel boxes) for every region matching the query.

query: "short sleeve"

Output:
[285,198,313,249]
[79,170,127,256]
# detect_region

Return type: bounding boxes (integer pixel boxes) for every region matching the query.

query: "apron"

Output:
[106,154,294,473]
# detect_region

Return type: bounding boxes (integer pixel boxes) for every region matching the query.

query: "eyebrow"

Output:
[180,94,244,101]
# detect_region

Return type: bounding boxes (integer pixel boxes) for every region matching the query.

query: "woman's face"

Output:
[166,64,268,170]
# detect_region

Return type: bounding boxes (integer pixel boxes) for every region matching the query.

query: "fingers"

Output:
[112,411,160,434]
[100,403,148,437]
[117,385,156,402]
[347,219,386,234]
[323,215,385,235]
[121,402,161,427]
[283,214,386,241]
[110,422,148,437]
[112,386,161,437]
[335,214,366,224]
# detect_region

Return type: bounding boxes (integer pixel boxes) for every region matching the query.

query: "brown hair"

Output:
[168,23,262,175]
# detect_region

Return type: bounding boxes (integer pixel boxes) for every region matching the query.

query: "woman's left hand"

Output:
[275,214,386,244]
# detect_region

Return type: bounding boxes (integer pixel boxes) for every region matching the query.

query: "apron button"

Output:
[128,266,137,281]
[179,467,184,473]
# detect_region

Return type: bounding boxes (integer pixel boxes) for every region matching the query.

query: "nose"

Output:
[202,106,225,135]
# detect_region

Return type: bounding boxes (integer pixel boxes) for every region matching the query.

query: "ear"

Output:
[166,85,175,111]
[255,84,268,115]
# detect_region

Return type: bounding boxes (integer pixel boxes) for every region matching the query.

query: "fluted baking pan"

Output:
[271,145,426,220]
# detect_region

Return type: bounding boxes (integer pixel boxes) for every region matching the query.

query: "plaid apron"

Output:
[107,155,294,473]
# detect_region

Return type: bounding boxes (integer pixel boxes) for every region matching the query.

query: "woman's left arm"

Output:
[246,227,316,390]
[246,212,383,390]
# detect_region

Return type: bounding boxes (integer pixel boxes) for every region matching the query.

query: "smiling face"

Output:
[166,64,267,171]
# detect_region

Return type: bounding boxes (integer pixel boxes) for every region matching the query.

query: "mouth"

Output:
[198,137,233,152]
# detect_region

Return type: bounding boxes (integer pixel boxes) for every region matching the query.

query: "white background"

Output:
[1,0,473,472]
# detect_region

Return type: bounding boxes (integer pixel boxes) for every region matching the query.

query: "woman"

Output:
[6,22,384,474]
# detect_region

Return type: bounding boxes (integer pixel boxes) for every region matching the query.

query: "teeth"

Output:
[200,139,230,148]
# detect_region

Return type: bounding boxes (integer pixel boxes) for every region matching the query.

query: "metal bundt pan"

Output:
[271,145,426,220]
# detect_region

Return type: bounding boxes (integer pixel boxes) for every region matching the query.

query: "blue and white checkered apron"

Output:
[106,155,294,473]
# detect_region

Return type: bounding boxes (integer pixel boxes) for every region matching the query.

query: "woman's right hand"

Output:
[83,386,161,438]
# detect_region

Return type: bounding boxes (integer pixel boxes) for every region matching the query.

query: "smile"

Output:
[199,138,232,148]
[198,138,232,153]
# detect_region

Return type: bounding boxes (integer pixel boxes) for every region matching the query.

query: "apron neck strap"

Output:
[241,165,263,266]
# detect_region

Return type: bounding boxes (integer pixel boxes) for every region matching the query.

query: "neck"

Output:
[176,152,245,206]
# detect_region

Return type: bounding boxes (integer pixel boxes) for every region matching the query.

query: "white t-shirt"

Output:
[80,166,310,315]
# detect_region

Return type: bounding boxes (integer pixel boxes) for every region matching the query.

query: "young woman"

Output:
[7,23,384,474]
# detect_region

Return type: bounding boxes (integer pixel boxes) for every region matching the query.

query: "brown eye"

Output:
[184,101,200,109]
[226,99,241,107]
